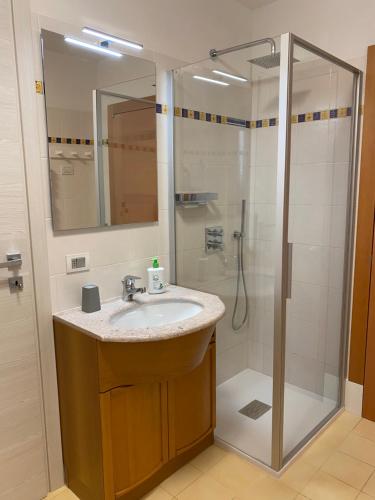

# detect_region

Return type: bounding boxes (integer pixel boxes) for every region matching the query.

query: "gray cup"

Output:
[82,284,101,313]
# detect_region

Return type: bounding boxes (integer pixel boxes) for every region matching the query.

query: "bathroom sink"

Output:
[54,285,225,384]
[109,299,203,329]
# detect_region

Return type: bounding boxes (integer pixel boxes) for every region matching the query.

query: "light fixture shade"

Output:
[212,70,248,82]
[193,75,229,86]
[64,37,123,57]
[82,27,143,50]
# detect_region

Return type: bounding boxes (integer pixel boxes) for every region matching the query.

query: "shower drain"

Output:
[238,399,271,420]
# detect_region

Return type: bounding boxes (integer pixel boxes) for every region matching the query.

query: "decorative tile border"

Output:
[170,105,353,129]
[49,137,155,153]
[155,103,169,114]
[48,102,360,147]
[48,137,94,145]
[105,142,156,153]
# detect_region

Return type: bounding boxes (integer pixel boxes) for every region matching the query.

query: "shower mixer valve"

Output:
[205,226,224,252]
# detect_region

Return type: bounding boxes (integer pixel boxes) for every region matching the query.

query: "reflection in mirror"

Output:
[41,29,157,230]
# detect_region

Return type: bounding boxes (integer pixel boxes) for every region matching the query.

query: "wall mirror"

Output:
[41,29,158,231]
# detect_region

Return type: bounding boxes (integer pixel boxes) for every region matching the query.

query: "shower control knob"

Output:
[207,229,223,237]
[205,226,224,253]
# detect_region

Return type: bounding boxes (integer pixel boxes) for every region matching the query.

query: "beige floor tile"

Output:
[357,493,374,500]
[280,459,318,492]
[339,434,375,466]
[141,486,174,499]
[314,412,360,451]
[161,464,201,496]
[190,445,227,472]
[44,487,66,499]
[302,470,358,500]
[334,411,361,432]
[355,419,375,443]
[321,450,374,489]
[239,476,297,500]
[363,471,375,497]
[318,422,352,449]
[208,452,265,497]
[44,488,78,499]
[300,440,334,468]
[177,474,233,500]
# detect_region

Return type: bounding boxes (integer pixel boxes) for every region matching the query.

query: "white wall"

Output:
[30,0,259,64]
[30,0,375,69]
[173,64,252,384]
[248,0,375,70]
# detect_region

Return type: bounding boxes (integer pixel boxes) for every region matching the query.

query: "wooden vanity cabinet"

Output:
[168,342,216,458]
[54,322,216,500]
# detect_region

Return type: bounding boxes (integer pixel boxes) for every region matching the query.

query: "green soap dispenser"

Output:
[147,257,166,294]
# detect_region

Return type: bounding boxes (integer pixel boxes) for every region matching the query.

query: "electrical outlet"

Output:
[66,253,90,274]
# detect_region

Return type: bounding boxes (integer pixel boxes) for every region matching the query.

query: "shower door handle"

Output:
[286,242,293,299]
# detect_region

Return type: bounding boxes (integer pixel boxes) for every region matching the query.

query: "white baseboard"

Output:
[345,379,363,416]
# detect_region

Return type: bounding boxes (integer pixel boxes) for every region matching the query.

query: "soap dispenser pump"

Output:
[147,257,166,294]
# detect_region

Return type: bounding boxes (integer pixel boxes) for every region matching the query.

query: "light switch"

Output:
[66,253,90,273]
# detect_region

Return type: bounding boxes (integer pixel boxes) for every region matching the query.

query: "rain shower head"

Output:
[248,52,299,69]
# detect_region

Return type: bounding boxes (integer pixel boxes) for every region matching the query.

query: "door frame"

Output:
[349,46,375,389]
[362,214,375,419]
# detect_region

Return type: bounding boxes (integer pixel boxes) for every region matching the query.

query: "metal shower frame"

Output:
[167,32,363,472]
[272,33,362,471]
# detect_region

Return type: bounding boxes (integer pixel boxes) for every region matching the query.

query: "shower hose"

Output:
[232,229,249,331]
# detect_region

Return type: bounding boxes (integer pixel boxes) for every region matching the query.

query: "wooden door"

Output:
[363,216,375,420]
[349,45,375,384]
[0,1,48,497]
[107,97,158,225]
[100,382,169,498]
[168,343,216,458]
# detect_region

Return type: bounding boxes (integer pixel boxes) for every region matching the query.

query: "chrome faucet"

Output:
[121,275,146,302]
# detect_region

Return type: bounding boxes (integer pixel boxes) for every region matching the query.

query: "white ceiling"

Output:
[235,0,278,10]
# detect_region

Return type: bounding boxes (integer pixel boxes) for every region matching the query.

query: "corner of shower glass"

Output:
[272,31,363,471]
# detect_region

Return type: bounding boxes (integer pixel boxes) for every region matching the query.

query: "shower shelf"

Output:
[175,192,218,207]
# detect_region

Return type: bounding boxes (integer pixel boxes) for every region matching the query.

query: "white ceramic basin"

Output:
[109,299,204,329]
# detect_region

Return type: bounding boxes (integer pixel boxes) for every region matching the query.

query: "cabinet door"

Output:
[168,343,216,457]
[100,382,168,498]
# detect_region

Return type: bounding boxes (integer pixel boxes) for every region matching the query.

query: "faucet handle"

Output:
[122,275,141,285]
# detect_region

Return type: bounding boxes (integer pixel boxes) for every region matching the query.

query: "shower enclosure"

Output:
[169,33,362,471]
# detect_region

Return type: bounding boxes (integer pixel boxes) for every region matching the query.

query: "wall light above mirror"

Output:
[41,28,158,231]
[81,27,144,51]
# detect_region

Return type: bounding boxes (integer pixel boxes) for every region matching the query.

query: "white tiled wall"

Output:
[174,67,253,384]
[285,64,353,397]
[174,54,355,397]
[245,70,280,379]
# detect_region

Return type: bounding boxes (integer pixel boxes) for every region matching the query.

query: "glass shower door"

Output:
[173,42,282,467]
[275,34,361,467]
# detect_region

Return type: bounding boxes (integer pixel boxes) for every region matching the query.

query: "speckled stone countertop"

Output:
[53,285,225,343]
